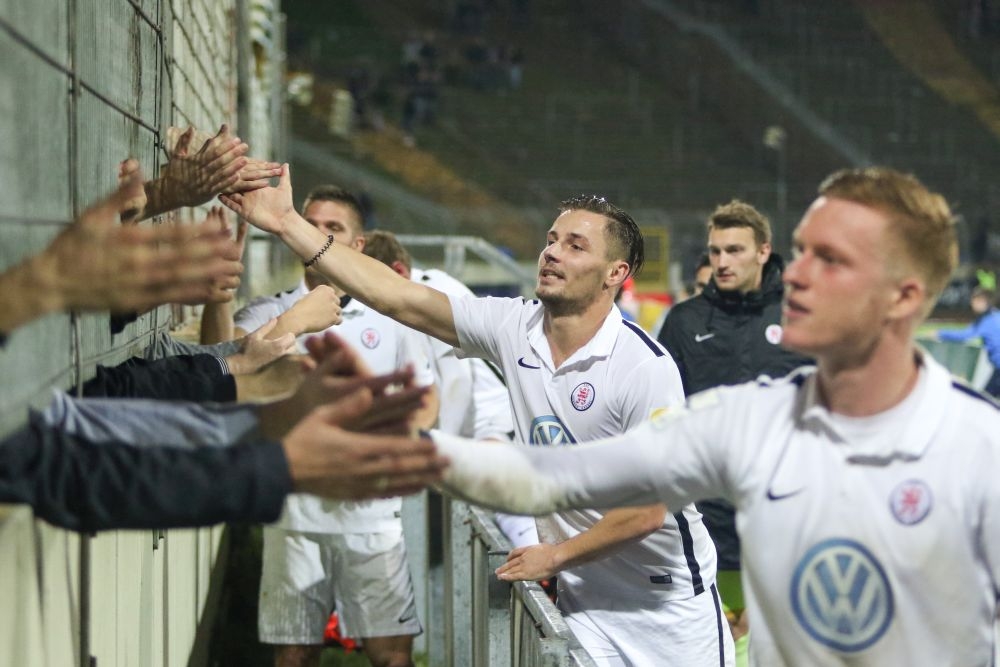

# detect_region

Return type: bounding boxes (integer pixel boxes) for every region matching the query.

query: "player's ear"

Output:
[887,275,926,322]
[757,241,772,265]
[606,259,630,289]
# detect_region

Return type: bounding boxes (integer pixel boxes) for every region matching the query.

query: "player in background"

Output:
[222,174,734,666]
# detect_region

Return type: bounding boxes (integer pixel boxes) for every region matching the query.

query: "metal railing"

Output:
[403,493,597,666]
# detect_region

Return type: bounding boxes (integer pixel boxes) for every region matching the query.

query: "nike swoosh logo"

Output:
[398,611,417,624]
[518,357,541,369]
[766,488,803,501]
[694,333,715,342]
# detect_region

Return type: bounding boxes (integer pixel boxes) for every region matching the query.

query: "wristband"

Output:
[304,235,335,268]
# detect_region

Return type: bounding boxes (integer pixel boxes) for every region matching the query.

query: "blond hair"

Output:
[819,167,957,317]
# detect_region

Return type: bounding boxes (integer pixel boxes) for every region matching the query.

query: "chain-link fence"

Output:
[0,1,285,665]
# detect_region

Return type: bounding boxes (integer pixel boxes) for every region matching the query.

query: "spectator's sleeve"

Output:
[938,325,978,343]
[0,421,291,532]
[78,354,236,402]
[146,331,241,360]
[38,392,260,448]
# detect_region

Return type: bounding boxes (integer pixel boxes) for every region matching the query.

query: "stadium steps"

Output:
[855,0,1000,142]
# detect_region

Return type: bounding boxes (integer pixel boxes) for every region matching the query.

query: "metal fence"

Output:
[402,493,597,666]
[0,1,285,665]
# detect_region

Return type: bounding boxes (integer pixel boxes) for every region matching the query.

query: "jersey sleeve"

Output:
[233,296,286,333]
[618,353,686,429]
[396,327,435,388]
[433,391,733,515]
[448,295,520,365]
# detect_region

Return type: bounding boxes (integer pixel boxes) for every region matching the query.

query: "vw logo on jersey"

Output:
[790,538,894,653]
[888,479,932,525]
[765,324,783,345]
[528,416,576,446]
[360,328,381,349]
[571,382,596,411]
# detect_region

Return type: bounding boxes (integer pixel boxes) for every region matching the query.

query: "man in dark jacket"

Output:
[656,200,811,663]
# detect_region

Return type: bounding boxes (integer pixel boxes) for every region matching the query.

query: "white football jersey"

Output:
[235,280,434,533]
[411,268,512,439]
[533,352,1000,666]
[450,294,716,602]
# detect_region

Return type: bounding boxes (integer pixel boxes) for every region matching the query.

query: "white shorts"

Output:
[559,581,734,667]
[258,527,421,644]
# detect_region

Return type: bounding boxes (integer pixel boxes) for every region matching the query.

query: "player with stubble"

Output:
[222,171,734,667]
[431,167,998,667]
[657,201,811,663]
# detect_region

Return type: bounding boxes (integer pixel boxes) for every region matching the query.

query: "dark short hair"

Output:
[301,184,365,233]
[558,195,645,278]
[363,230,412,270]
[972,286,995,304]
[707,200,771,247]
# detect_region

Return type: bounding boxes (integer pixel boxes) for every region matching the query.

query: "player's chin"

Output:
[535,284,559,300]
[775,325,815,355]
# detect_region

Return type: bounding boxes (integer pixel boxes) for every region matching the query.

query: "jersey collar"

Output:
[525,304,623,373]
[796,348,948,461]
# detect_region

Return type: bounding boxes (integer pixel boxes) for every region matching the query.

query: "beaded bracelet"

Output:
[304,235,335,267]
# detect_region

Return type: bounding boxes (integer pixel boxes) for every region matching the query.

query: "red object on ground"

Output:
[324,611,359,652]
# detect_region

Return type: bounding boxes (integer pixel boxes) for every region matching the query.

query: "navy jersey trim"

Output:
[482,359,507,386]
[673,511,705,595]
[622,320,665,357]
[951,380,1000,410]
[710,583,726,666]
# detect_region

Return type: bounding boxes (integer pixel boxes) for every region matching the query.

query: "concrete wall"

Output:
[0,1,285,665]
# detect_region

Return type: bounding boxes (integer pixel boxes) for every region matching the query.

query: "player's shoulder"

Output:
[947,376,1000,417]
[678,368,807,421]
[416,268,474,297]
[615,320,678,374]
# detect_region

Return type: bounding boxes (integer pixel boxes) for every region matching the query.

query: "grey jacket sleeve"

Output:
[39,392,261,449]
[146,331,242,360]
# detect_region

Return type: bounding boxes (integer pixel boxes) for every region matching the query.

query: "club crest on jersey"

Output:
[790,538,893,653]
[765,324,783,345]
[571,382,595,411]
[360,328,380,349]
[888,479,932,525]
[528,416,576,446]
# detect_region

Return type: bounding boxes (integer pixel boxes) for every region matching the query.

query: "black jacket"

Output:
[657,254,812,570]
[658,254,810,395]
[0,418,291,532]
[78,354,236,402]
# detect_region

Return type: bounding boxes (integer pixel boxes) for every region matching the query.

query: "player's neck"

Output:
[815,336,920,417]
[542,300,613,368]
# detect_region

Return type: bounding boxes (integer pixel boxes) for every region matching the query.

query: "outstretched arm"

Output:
[430,429,666,515]
[0,173,242,338]
[219,164,459,346]
[140,125,281,220]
